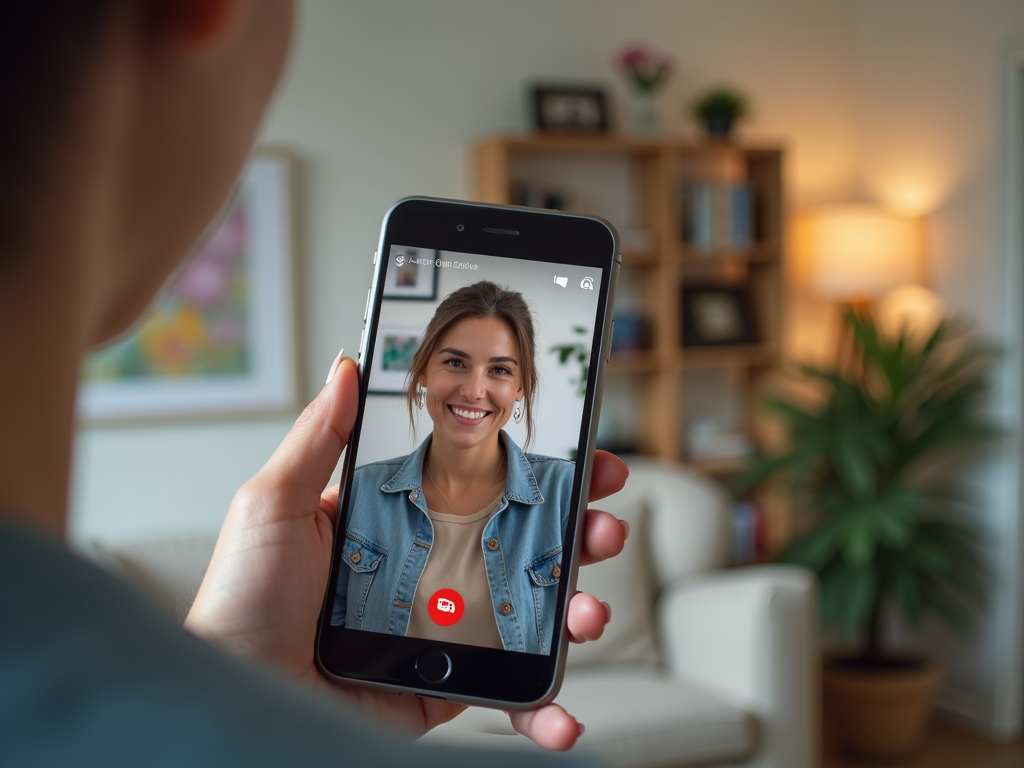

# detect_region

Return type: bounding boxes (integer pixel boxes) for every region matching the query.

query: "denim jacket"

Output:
[331,431,573,655]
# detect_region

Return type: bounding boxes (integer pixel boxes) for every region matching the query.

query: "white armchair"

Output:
[82,457,817,768]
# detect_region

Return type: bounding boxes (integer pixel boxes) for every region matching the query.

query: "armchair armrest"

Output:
[658,565,818,768]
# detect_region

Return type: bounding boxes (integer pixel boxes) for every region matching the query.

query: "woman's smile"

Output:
[448,404,491,423]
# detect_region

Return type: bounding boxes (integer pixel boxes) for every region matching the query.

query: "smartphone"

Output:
[316,197,619,709]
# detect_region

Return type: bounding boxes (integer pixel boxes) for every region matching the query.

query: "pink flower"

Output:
[616,44,673,94]
[174,255,232,307]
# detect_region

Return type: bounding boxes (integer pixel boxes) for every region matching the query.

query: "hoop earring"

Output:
[512,398,524,424]
[416,386,426,410]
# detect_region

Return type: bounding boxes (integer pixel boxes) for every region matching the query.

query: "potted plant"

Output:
[734,309,997,758]
[690,86,749,139]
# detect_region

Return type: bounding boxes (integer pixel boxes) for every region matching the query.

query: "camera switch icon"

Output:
[554,275,568,288]
[580,276,594,290]
[395,254,406,266]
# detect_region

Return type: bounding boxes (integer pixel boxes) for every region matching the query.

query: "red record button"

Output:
[427,588,465,627]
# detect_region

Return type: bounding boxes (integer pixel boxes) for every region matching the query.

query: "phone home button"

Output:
[415,649,452,684]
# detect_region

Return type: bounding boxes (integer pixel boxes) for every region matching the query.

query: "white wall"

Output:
[70,0,1024,736]
[850,0,1024,738]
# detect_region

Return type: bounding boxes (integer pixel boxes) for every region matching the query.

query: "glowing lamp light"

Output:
[804,205,924,301]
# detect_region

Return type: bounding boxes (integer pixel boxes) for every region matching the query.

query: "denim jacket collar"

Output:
[379,430,544,505]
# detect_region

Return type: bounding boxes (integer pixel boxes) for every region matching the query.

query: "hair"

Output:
[406,281,538,447]
[0,0,120,251]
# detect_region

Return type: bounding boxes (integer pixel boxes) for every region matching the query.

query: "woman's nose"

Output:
[460,370,486,398]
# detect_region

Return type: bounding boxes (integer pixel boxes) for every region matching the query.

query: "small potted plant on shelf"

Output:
[734,308,997,759]
[690,86,750,140]
[615,44,672,134]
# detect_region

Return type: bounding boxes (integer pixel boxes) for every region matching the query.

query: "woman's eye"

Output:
[492,366,512,376]
[442,358,464,368]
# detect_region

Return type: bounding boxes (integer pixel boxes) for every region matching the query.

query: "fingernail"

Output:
[325,348,345,384]
[620,519,630,539]
[578,723,586,736]
[601,601,612,622]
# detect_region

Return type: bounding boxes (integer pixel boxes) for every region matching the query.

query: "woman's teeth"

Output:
[451,406,487,420]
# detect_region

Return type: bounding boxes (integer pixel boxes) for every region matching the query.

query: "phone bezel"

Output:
[316,197,620,709]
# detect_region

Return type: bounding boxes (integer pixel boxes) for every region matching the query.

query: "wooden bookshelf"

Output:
[472,134,785,471]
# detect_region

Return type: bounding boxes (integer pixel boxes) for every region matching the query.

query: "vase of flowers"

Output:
[616,45,672,134]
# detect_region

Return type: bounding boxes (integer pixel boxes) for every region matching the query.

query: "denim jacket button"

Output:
[410,492,420,501]
[350,551,362,564]
[499,602,513,615]
[487,538,499,551]
[551,564,561,580]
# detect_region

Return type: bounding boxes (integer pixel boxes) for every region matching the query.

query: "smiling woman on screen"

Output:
[333,281,573,655]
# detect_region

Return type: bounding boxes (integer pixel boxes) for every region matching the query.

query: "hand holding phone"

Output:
[187,196,626,748]
[316,198,620,709]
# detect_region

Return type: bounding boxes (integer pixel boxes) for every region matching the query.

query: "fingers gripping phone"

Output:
[316,198,619,709]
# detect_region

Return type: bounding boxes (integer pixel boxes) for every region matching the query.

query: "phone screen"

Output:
[317,199,617,706]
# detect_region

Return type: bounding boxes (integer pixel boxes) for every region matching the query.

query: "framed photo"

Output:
[532,85,610,133]
[681,285,758,347]
[383,248,438,300]
[78,149,301,421]
[367,324,425,395]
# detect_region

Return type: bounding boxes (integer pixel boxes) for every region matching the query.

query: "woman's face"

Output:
[418,316,524,452]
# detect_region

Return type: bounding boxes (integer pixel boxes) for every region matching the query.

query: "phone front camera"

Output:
[456,224,465,232]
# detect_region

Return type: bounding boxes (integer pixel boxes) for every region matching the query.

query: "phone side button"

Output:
[363,288,371,321]
[606,320,615,363]
[372,250,378,265]
[415,649,452,684]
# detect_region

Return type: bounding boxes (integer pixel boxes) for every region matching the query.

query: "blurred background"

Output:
[70,0,1024,755]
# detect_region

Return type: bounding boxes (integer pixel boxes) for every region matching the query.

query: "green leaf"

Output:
[830,429,874,501]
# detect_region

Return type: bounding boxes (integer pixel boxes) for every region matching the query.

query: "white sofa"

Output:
[84,457,817,768]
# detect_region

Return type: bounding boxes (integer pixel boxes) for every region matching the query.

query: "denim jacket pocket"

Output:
[526,546,563,587]
[340,534,386,628]
[525,546,562,655]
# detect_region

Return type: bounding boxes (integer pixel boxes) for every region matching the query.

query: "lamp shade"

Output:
[804,205,924,301]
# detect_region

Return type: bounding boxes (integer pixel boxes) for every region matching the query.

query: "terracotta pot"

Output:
[823,658,940,759]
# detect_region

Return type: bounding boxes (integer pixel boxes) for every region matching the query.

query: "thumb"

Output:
[252,355,359,504]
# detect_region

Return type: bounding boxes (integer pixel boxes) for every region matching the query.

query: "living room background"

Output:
[70,0,1024,740]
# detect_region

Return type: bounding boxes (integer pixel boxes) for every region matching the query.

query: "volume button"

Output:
[372,250,379,265]
[606,321,615,363]
[363,288,371,321]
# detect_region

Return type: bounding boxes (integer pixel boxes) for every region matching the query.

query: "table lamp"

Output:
[804,204,924,307]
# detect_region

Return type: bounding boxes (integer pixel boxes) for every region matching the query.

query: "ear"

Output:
[148,0,244,50]
[418,373,427,389]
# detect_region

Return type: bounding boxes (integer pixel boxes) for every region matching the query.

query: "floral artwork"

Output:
[85,201,252,383]
[78,150,299,421]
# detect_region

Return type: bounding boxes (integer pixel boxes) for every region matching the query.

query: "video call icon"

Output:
[427,588,465,627]
[553,275,568,288]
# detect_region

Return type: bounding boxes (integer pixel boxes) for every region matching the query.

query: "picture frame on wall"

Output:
[78,148,301,421]
[382,248,439,300]
[681,284,758,347]
[531,85,610,134]
[367,324,425,395]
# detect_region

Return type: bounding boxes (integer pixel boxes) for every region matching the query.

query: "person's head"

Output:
[406,281,538,449]
[0,0,293,346]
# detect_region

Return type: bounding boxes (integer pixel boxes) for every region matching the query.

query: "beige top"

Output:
[406,494,504,649]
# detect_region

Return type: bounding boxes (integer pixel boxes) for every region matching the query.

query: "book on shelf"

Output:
[678,181,752,252]
[731,500,768,564]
